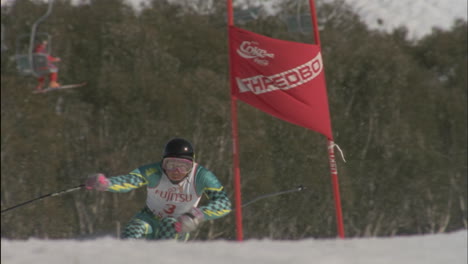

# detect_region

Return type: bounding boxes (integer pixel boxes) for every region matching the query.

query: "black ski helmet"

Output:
[163,138,194,161]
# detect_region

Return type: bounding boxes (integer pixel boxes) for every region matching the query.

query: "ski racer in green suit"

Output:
[85,138,232,240]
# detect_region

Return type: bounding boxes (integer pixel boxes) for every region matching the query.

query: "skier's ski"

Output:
[33,82,87,94]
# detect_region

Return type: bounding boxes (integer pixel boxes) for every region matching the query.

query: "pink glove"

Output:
[85,173,110,191]
[174,207,205,233]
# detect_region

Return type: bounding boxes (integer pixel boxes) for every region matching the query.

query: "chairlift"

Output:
[234,6,262,25]
[13,0,85,93]
[15,32,52,76]
[281,13,312,33]
[280,1,312,34]
[14,0,55,77]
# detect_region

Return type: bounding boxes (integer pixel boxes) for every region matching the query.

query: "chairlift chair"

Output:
[281,13,312,34]
[234,7,262,25]
[15,32,52,76]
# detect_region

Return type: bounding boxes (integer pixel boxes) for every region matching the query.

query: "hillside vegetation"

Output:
[1,0,466,240]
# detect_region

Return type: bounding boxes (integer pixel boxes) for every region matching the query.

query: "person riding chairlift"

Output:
[34,40,61,91]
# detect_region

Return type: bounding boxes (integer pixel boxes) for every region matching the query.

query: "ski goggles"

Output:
[162,157,193,174]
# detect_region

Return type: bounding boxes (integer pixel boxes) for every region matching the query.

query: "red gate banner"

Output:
[229,25,333,139]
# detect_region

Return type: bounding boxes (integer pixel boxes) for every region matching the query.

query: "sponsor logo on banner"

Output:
[237,41,275,66]
[236,52,323,94]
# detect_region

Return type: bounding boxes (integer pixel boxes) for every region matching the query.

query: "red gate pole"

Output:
[309,0,345,238]
[227,0,244,241]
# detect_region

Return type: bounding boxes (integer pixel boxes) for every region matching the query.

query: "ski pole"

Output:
[1,184,85,214]
[241,185,306,208]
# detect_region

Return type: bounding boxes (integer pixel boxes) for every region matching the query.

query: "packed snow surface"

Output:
[1,230,467,264]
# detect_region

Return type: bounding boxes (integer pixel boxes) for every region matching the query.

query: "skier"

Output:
[33,40,61,91]
[85,138,232,240]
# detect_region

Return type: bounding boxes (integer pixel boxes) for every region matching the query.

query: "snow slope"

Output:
[1,230,467,264]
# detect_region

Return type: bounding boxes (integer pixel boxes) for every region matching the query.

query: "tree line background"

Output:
[1,0,466,240]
